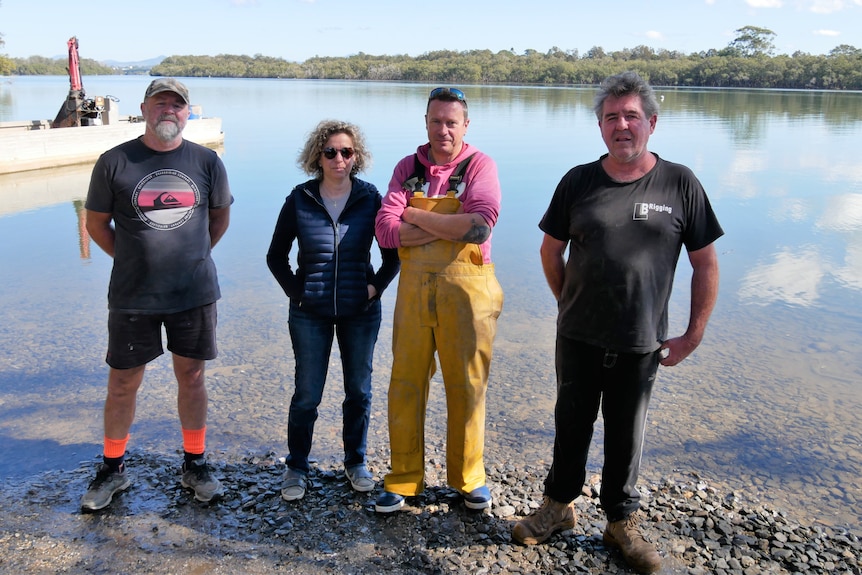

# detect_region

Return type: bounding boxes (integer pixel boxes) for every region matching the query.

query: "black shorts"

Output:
[106,303,218,369]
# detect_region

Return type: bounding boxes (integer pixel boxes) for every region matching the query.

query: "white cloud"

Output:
[738,247,825,306]
[771,198,810,223]
[832,239,862,291]
[645,30,665,40]
[813,29,841,36]
[806,0,847,14]
[746,0,783,7]
[817,194,862,233]
[718,150,768,199]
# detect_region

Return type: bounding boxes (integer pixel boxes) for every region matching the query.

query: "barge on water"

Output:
[0,37,224,175]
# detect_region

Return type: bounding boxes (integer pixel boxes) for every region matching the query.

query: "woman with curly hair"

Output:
[267,120,400,501]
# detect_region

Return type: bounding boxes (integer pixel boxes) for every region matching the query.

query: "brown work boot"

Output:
[603,514,662,574]
[511,496,576,545]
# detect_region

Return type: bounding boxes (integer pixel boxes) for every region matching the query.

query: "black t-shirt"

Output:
[86,138,233,314]
[539,154,723,353]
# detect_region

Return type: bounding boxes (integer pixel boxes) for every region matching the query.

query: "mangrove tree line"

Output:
[3,26,861,90]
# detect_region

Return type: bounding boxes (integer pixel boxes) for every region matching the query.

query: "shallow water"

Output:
[0,77,860,531]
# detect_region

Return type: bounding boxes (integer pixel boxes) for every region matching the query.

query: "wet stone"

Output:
[1,451,861,574]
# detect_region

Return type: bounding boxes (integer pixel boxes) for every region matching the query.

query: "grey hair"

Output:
[298,119,371,178]
[593,71,660,121]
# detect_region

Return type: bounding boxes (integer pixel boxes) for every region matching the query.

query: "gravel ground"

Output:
[0,447,859,575]
[2,290,861,573]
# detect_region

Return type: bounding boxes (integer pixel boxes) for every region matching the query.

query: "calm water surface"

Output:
[1,76,861,529]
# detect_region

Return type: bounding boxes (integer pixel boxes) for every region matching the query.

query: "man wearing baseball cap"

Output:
[81,78,233,511]
[144,77,190,104]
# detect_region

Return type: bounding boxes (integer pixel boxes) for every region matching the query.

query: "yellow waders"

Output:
[383,193,504,495]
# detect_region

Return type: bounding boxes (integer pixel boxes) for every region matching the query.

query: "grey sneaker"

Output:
[345,464,375,492]
[181,459,224,502]
[281,467,308,501]
[81,463,131,511]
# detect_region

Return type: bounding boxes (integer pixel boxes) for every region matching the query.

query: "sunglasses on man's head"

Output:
[322,147,354,160]
[428,87,467,103]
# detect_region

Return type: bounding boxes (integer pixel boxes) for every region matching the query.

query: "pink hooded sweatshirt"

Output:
[374,142,501,264]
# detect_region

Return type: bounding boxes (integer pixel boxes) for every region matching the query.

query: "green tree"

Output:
[584,46,607,60]
[728,25,776,57]
[16,35,862,89]
[0,1,11,79]
[828,44,861,57]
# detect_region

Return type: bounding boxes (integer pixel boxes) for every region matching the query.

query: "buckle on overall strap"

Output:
[402,153,476,196]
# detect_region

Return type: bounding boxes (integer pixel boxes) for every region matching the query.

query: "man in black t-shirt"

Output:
[81,78,233,511]
[512,72,723,574]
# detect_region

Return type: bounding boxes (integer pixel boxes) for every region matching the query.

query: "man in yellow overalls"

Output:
[374,87,503,512]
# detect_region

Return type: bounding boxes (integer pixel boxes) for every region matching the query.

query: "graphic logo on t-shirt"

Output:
[633,202,673,220]
[132,169,200,230]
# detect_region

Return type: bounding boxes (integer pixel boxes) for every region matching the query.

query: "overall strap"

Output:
[411,154,425,187]
[447,153,475,192]
[404,153,477,193]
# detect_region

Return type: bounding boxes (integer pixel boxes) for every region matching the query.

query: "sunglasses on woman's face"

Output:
[322,147,355,160]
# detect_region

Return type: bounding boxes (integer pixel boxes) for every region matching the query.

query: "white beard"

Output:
[154,120,181,142]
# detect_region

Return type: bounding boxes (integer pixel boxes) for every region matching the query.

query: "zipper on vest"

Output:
[332,220,340,316]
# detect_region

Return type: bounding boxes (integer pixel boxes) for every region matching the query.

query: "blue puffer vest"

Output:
[291,178,381,318]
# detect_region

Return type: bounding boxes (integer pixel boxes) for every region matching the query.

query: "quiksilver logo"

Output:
[633,202,672,220]
[132,169,200,230]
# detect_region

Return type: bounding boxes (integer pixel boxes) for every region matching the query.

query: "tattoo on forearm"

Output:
[461,218,491,244]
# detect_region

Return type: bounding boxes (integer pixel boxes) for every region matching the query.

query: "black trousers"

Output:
[544,336,660,522]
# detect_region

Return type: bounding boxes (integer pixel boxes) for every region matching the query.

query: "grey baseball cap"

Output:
[144,78,190,104]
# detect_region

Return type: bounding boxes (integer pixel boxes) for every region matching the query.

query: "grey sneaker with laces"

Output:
[181,459,224,502]
[81,463,131,511]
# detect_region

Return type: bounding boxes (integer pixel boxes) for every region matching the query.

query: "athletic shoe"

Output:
[181,459,224,502]
[81,463,131,511]
[374,491,405,513]
[462,485,492,510]
[281,468,308,501]
[345,464,375,492]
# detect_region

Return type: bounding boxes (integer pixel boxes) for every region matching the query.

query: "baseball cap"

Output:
[144,78,190,104]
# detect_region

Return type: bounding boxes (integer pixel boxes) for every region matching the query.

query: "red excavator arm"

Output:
[51,36,87,128]
[67,36,83,92]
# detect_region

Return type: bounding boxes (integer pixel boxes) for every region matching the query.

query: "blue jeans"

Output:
[286,299,381,474]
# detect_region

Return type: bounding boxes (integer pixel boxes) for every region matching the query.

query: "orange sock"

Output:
[104,435,129,459]
[182,426,207,456]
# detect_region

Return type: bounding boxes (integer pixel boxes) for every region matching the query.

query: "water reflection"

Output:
[819,193,862,233]
[739,246,825,306]
[74,199,90,260]
[660,88,862,134]
[0,163,93,258]
[0,162,91,216]
[738,189,862,307]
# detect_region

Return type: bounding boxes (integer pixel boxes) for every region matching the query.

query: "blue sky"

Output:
[2,0,860,63]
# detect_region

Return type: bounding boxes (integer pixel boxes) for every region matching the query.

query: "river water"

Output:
[1,76,860,530]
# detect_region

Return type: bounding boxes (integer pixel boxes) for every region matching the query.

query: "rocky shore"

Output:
[0,448,859,575]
